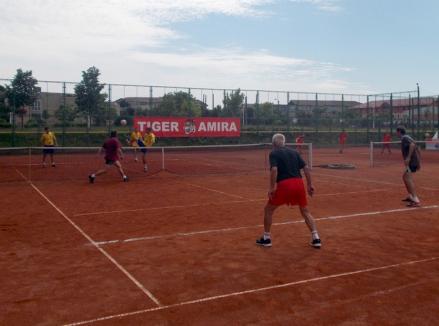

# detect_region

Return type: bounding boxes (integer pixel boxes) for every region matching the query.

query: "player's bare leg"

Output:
[142,153,148,172]
[42,153,47,167]
[403,171,420,205]
[50,153,55,167]
[256,203,277,247]
[299,206,321,248]
[114,161,128,181]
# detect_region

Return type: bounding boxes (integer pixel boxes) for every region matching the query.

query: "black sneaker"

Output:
[402,197,413,202]
[88,175,95,184]
[311,238,322,249]
[256,237,272,247]
[123,176,129,182]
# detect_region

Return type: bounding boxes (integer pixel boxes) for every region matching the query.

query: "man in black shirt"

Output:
[396,126,421,207]
[256,133,321,248]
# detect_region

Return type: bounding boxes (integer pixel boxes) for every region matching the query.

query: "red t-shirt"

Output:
[383,134,391,142]
[339,132,347,144]
[296,136,304,143]
[103,138,121,161]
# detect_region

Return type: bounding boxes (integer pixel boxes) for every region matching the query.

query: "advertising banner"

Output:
[133,117,240,138]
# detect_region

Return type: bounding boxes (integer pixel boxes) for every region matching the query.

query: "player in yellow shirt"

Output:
[139,127,156,172]
[129,128,142,162]
[41,127,58,167]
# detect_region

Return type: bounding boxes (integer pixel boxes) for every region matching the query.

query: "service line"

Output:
[94,204,439,246]
[64,256,439,326]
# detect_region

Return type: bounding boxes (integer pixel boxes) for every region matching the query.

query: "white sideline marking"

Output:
[184,182,246,199]
[74,199,264,217]
[14,169,162,307]
[314,172,439,191]
[93,205,439,246]
[64,256,439,326]
[74,189,392,217]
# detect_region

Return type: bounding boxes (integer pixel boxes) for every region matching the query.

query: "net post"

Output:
[369,142,374,167]
[161,147,165,170]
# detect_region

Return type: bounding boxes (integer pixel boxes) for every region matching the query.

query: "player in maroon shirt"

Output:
[88,131,128,183]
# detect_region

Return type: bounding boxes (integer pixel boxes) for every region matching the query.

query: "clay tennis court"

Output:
[1,145,438,325]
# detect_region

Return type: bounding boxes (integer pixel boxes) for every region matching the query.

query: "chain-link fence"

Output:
[1,78,438,146]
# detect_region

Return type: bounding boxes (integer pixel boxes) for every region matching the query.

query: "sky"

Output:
[0,0,438,97]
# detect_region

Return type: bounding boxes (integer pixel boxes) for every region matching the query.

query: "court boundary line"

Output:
[93,204,439,246]
[64,256,439,326]
[13,169,163,307]
[313,172,439,191]
[73,188,392,218]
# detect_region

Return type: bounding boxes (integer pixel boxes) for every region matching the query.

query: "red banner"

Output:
[133,117,240,138]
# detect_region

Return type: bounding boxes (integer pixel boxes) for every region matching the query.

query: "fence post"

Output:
[366,95,370,142]
[390,93,393,136]
[62,82,66,146]
[107,84,112,135]
[417,84,420,139]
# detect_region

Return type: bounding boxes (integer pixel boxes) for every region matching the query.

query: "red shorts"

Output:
[268,178,307,207]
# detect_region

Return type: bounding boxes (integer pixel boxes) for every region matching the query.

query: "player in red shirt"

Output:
[381,132,392,154]
[295,133,305,154]
[339,130,347,153]
[88,131,128,183]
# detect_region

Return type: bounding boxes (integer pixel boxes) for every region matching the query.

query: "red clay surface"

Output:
[1,145,438,325]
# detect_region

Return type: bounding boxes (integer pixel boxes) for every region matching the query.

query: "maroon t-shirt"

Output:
[103,138,121,161]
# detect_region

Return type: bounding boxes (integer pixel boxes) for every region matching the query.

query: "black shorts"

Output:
[105,159,116,165]
[141,148,148,154]
[43,145,55,154]
[407,164,420,173]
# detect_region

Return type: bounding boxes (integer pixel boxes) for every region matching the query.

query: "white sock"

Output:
[263,232,271,240]
[91,174,95,178]
[311,231,320,240]
[412,196,420,203]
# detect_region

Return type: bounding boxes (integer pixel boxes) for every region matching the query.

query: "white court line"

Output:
[93,204,439,246]
[73,199,264,217]
[64,256,439,326]
[314,172,439,191]
[14,169,162,307]
[181,182,246,199]
[74,188,392,218]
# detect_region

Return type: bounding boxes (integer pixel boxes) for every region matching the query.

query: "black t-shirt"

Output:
[401,135,420,168]
[269,147,306,182]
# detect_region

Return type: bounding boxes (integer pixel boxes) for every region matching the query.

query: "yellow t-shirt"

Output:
[41,132,57,146]
[130,131,142,146]
[143,133,156,147]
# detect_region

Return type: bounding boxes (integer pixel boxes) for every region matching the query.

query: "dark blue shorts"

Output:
[141,148,148,154]
[105,159,116,165]
[43,146,55,154]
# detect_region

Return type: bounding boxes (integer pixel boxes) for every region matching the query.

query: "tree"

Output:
[6,69,39,128]
[256,102,275,125]
[55,104,77,126]
[155,91,202,117]
[222,89,244,117]
[0,85,7,120]
[74,66,107,127]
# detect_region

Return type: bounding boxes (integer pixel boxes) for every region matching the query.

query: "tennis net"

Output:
[0,143,313,183]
